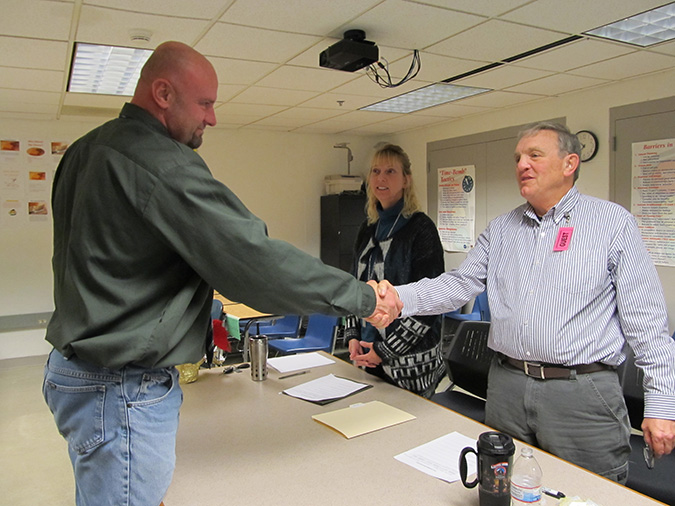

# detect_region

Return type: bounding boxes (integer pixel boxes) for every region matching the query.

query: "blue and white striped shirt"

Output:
[397,187,675,419]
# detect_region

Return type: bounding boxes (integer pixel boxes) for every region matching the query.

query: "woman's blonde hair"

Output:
[366,144,421,224]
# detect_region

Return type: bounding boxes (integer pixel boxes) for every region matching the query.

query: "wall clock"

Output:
[576,130,598,162]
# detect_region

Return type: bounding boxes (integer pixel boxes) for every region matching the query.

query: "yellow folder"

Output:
[312,400,416,439]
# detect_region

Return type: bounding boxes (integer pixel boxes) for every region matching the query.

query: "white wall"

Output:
[3,66,675,358]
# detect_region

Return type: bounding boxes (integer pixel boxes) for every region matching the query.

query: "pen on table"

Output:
[543,487,565,499]
[278,370,310,380]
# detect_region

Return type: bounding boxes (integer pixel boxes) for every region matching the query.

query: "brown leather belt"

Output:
[504,356,612,380]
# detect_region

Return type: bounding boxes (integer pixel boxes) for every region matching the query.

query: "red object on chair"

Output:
[212,319,231,352]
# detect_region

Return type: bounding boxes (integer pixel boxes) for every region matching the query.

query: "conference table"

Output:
[164,352,665,506]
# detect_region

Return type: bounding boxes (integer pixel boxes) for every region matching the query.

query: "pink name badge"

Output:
[554,227,574,251]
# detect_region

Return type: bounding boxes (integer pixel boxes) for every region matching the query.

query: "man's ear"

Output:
[564,153,580,177]
[151,78,172,110]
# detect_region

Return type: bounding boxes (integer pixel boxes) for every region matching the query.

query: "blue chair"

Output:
[248,315,303,339]
[445,291,490,322]
[268,314,339,355]
[211,299,224,320]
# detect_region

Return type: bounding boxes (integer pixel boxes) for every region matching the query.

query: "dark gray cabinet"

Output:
[320,193,366,273]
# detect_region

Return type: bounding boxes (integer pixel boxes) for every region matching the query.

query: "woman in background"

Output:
[349,144,445,398]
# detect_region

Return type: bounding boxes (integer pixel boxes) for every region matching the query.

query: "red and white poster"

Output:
[437,165,476,252]
[631,138,675,266]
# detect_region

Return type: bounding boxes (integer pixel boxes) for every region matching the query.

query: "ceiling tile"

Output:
[513,38,635,72]
[231,86,320,106]
[406,0,534,17]
[502,0,670,33]
[427,19,565,62]
[505,73,609,96]
[76,5,209,47]
[220,0,382,35]
[208,56,278,85]
[0,67,64,93]
[300,92,382,111]
[63,92,127,109]
[0,0,73,40]
[571,51,675,80]
[256,66,358,92]
[84,0,229,19]
[197,23,321,63]
[459,90,545,108]
[0,37,68,71]
[408,101,491,118]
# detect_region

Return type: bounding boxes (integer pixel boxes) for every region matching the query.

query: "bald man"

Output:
[43,41,399,506]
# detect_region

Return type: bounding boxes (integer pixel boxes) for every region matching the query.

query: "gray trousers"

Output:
[485,357,631,483]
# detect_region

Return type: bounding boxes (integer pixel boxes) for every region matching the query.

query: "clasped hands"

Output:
[364,280,401,329]
[350,281,400,368]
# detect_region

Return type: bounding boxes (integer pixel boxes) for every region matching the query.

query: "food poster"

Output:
[631,138,675,266]
[1,138,69,227]
[437,165,476,252]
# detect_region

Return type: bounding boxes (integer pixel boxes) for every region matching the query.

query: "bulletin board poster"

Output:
[631,138,675,266]
[437,165,476,252]
[0,138,68,228]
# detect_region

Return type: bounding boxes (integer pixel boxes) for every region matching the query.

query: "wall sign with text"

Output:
[437,165,476,252]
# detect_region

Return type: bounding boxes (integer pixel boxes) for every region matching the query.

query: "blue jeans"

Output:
[43,350,183,506]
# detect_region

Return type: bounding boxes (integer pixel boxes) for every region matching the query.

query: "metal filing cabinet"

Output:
[320,193,367,273]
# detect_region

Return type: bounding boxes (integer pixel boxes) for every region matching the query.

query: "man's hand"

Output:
[364,280,402,328]
[643,418,675,458]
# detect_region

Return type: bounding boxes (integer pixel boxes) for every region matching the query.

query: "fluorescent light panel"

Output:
[585,2,675,47]
[361,83,491,113]
[68,42,153,95]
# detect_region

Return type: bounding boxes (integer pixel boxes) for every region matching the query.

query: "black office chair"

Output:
[618,345,675,505]
[441,291,490,354]
[431,320,493,423]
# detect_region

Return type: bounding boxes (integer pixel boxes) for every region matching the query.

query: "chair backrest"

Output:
[253,315,302,337]
[268,314,339,355]
[211,299,224,321]
[303,314,340,352]
[444,320,493,399]
[474,291,490,321]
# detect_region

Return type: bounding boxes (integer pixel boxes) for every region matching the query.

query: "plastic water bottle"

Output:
[510,447,542,505]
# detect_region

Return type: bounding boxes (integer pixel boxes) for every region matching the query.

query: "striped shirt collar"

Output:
[522,186,579,225]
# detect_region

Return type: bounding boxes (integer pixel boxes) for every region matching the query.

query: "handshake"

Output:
[364,280,402,329]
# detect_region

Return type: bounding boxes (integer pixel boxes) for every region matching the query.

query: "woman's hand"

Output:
[350,340,382,368]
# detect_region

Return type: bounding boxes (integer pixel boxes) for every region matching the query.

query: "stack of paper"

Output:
[282,373,371,405]
[268,352,335,373]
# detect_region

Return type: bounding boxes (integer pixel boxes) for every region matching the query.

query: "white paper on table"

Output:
[395,431,477,483]
[268,352,335,373]
[282,374,369,402]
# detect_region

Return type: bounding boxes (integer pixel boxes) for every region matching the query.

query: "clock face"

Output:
[462,175,474,193]
[576,130,598,162]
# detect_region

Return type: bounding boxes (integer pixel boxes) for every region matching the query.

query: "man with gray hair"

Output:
[378,121,675,482]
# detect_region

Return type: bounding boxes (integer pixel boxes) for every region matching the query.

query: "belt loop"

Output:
[569,368,577,380]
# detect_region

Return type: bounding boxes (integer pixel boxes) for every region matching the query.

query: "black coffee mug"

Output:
[459,431,515,506]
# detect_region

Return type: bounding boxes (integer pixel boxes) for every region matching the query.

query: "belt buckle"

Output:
[523,361,545,379]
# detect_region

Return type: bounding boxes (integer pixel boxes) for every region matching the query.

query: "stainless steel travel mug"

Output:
[249,335,268,381]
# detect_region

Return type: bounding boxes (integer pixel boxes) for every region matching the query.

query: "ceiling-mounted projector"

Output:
[319,29,378,72]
